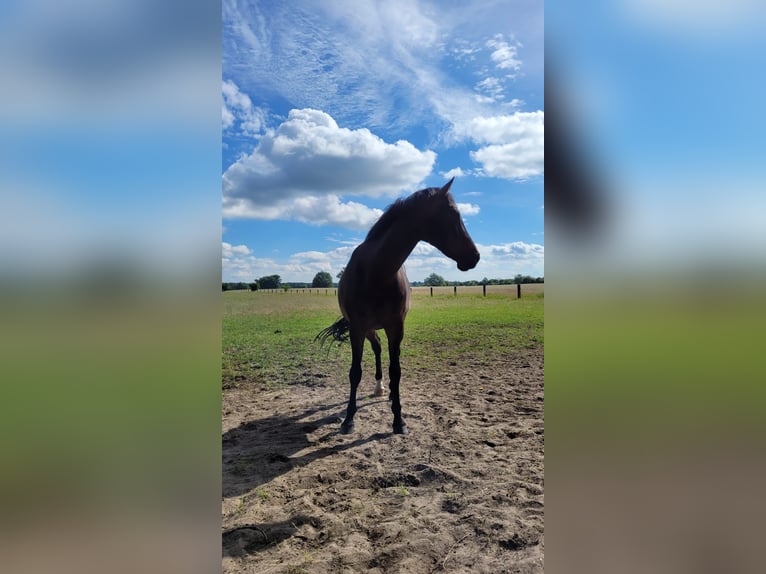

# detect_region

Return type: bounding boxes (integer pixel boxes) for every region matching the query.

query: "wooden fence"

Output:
[256,284,543,298]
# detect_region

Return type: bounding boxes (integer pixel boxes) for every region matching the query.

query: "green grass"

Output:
[222,291,348,388]
[406,292,543,368]
[222,290,543,389]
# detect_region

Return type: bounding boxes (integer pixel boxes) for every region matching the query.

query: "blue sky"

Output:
[222,0,543,283]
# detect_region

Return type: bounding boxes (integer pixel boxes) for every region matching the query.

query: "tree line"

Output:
[222,272,334,292]
[417,272,544,287]
[223,271,543,291]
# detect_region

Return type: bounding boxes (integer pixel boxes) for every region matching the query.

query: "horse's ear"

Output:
[439,177,455,195]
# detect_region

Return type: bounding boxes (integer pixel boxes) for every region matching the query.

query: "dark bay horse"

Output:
[317,178,480,435]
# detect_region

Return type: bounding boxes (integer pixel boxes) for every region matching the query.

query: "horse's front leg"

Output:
[384,322,408,435]
[366,330,384,397]
[340,328,365,434]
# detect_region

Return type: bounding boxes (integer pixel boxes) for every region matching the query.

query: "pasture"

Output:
[222,288,544,573]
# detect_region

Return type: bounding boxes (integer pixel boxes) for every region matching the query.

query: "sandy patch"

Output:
[222,348,543,573]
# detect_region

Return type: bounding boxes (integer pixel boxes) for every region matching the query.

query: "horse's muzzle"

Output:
[458,251,480,271]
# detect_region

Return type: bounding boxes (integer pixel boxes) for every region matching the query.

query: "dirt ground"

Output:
[222,348,544,573]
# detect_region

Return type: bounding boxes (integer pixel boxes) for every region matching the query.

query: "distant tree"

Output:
[222,283,229,291]
[336,267,345,280]
[513,274,544,284]
[258,274,281,289]
[249,281,259,291]
[312,271,333,288]
[423,273,447,286]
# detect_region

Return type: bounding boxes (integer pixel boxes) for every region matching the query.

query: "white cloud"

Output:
[412,242,437,256]
[456,203,481,216]
[224,0,542,138]
[222,80,266,135]
[460,111,544,180]
[451,42,482,62]
[486,35,523,75]
[464,111,544,144]
[471,141,543,179]
[223,0,445,132]
[223,194,383,231]
[222,105,235,130]
[222,242,355,282]
[405,240,544,281]
[474,241,544,278]
[485,241,545,258]
[222,242,252,257]
[222,108,435,228]
[222,238,544,283]
[475,77,504,102]
[441,167,466,179]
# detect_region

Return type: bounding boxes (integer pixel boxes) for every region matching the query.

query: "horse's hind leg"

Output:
[341,327,365,434]
[384,322,408,435]
[366,330,384,397]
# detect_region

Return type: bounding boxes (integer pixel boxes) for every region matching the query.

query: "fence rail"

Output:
[412,284,543,298]
[252,284,543,298]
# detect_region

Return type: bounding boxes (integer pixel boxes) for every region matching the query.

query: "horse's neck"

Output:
[368,213,421,278]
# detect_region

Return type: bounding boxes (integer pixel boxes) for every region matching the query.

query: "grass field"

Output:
[222,287,544,390]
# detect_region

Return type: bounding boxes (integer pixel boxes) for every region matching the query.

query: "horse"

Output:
[316,178,480,435]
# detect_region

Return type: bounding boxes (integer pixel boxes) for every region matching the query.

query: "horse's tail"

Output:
[315,317,350,348]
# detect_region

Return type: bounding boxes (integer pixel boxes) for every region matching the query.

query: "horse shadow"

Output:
[222,514,320,557]
[222,398,389,500]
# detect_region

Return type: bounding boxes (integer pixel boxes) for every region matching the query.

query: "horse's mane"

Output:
[366,187,437,240]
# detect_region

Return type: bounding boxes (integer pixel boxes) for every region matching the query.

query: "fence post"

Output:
[453,285,457,296]
[430,287,433,297]
[482,284,486,296]
[517,283,521,299]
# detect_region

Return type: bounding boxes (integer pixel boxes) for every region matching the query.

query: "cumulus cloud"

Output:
[471,141,543,179]
[465,111,544,144]
[456,203,481,216]
[222,242,252,257]
[222,108,436,227]
[223,194,383,231]
[462,111,544,180]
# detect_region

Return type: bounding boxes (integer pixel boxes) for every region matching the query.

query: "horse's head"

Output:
[422,178,480,271]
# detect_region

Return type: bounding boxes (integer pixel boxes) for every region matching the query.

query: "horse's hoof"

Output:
[340,422,355,434]
[393,423,409,435]
[373,387,385,397]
